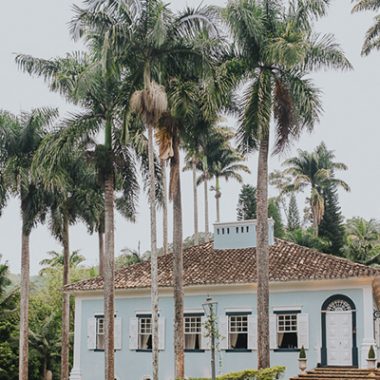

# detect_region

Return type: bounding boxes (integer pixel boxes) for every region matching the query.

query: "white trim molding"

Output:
[69,298,82,380]
[360,286,376,368]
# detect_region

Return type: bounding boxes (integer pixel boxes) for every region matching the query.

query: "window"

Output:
[184,316,202,350]
[96,316,105,350]
[241,226,244,233]
[236,227,239,233]
[277,313,298,349]
[138,316,152,350]
[229,315,248,349]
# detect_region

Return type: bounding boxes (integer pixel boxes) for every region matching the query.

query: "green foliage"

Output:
[319,186,345,255]
[368,345,376,360]
[286,228,331,252]
[115,249,143,269]
[189,366,285,380]
[299,346,306,359]
[237,184,257,221]
[343,217,380,264]
[287,194,300,231]
[268,198,285,239]
[237,186,284,238]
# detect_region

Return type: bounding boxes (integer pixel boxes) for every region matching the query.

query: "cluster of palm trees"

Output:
[1,0,368,379]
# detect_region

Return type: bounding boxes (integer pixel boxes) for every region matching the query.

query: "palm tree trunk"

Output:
[104,174,115,380]
[161,159,169,255]
[172,132,184,379]
[61,210,70,380]
[19,215,30,380]
[148,122,159,380]
[204,174,209,243]
[98,229,105,276]
[192,160,199,245]
[103,115,115,380]
[256,134,270,369]
[215,176,221,223]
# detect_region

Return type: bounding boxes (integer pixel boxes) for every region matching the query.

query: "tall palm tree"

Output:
[16,50,144,380]
[352,0,380,55]
[225,0,351,368]
[0,108,58,380]
[283,142,350,236]
[207,146,250,222]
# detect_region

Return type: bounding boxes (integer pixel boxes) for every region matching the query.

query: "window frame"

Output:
[95,315,105,351]
[226,312,251,352]
[184,313,204,352]
[273,310,301,352]
[137,314,153,352]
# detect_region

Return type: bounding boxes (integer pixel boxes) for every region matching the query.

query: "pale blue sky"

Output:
[0,1,379,274]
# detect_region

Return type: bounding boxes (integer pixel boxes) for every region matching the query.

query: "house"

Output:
[66,219,380,380]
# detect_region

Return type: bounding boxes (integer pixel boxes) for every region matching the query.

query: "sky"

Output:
[0,0,379,275]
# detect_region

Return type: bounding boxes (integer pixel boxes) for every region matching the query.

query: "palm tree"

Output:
[39,250,85,275]
[225,0,351,368]
[283,142,350,236]
[16,50,144,380]
[352,0,380,55]
[343,217,380,264]
[0,108,58,380]
[208,147,250,222]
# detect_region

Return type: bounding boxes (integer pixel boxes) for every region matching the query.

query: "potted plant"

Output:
[367,345,377,370]
[298,346,307,374]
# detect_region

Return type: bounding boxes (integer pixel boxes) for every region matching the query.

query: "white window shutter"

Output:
[114,317,122,350]
[87,317,97,350]
[248,315,257,350]
[219,316,229,350]
[200,316,210,350]
[129,317,138,350]
[297,313,309,349]
[159,317,165,351]
[269,314,277,350]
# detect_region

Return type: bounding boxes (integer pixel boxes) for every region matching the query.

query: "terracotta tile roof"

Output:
[65,239,380,292]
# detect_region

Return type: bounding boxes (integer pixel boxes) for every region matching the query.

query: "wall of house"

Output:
[74,285,368,380]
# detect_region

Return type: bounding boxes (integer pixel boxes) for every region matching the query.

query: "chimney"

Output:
[213,219,274,250]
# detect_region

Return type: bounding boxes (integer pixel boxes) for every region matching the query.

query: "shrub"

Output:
[299,346,306,359]
[188,366,285,380]
[368,345,376,360]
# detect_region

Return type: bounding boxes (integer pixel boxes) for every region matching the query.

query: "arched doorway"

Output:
[321,295,358,367]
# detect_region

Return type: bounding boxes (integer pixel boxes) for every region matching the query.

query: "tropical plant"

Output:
[343,217,380,264]
[283,142,350,237]
[208,147,250,222]
[39,250,85,275]
[0,108,57,380]
[16,43,151,380]
[29,312,61,380]
[115,248,143,269]
[226,0,351,367]
[286,228,331,252]
[352,0,380,55]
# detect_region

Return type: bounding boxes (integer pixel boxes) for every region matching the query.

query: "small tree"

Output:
[268,199,285,239]
[319,186,345,255]
[287,194,300,231]
[237,184,257,221]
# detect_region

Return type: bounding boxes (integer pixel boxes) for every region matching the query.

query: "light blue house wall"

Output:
[75,284,369,380]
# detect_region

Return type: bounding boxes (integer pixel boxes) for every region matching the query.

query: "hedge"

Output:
[188,366,286,380]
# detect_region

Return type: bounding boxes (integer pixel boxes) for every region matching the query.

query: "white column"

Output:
[360,286,376,368]
[70,297,83,380]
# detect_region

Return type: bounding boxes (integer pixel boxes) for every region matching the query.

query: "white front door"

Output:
[326,311,352,366]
